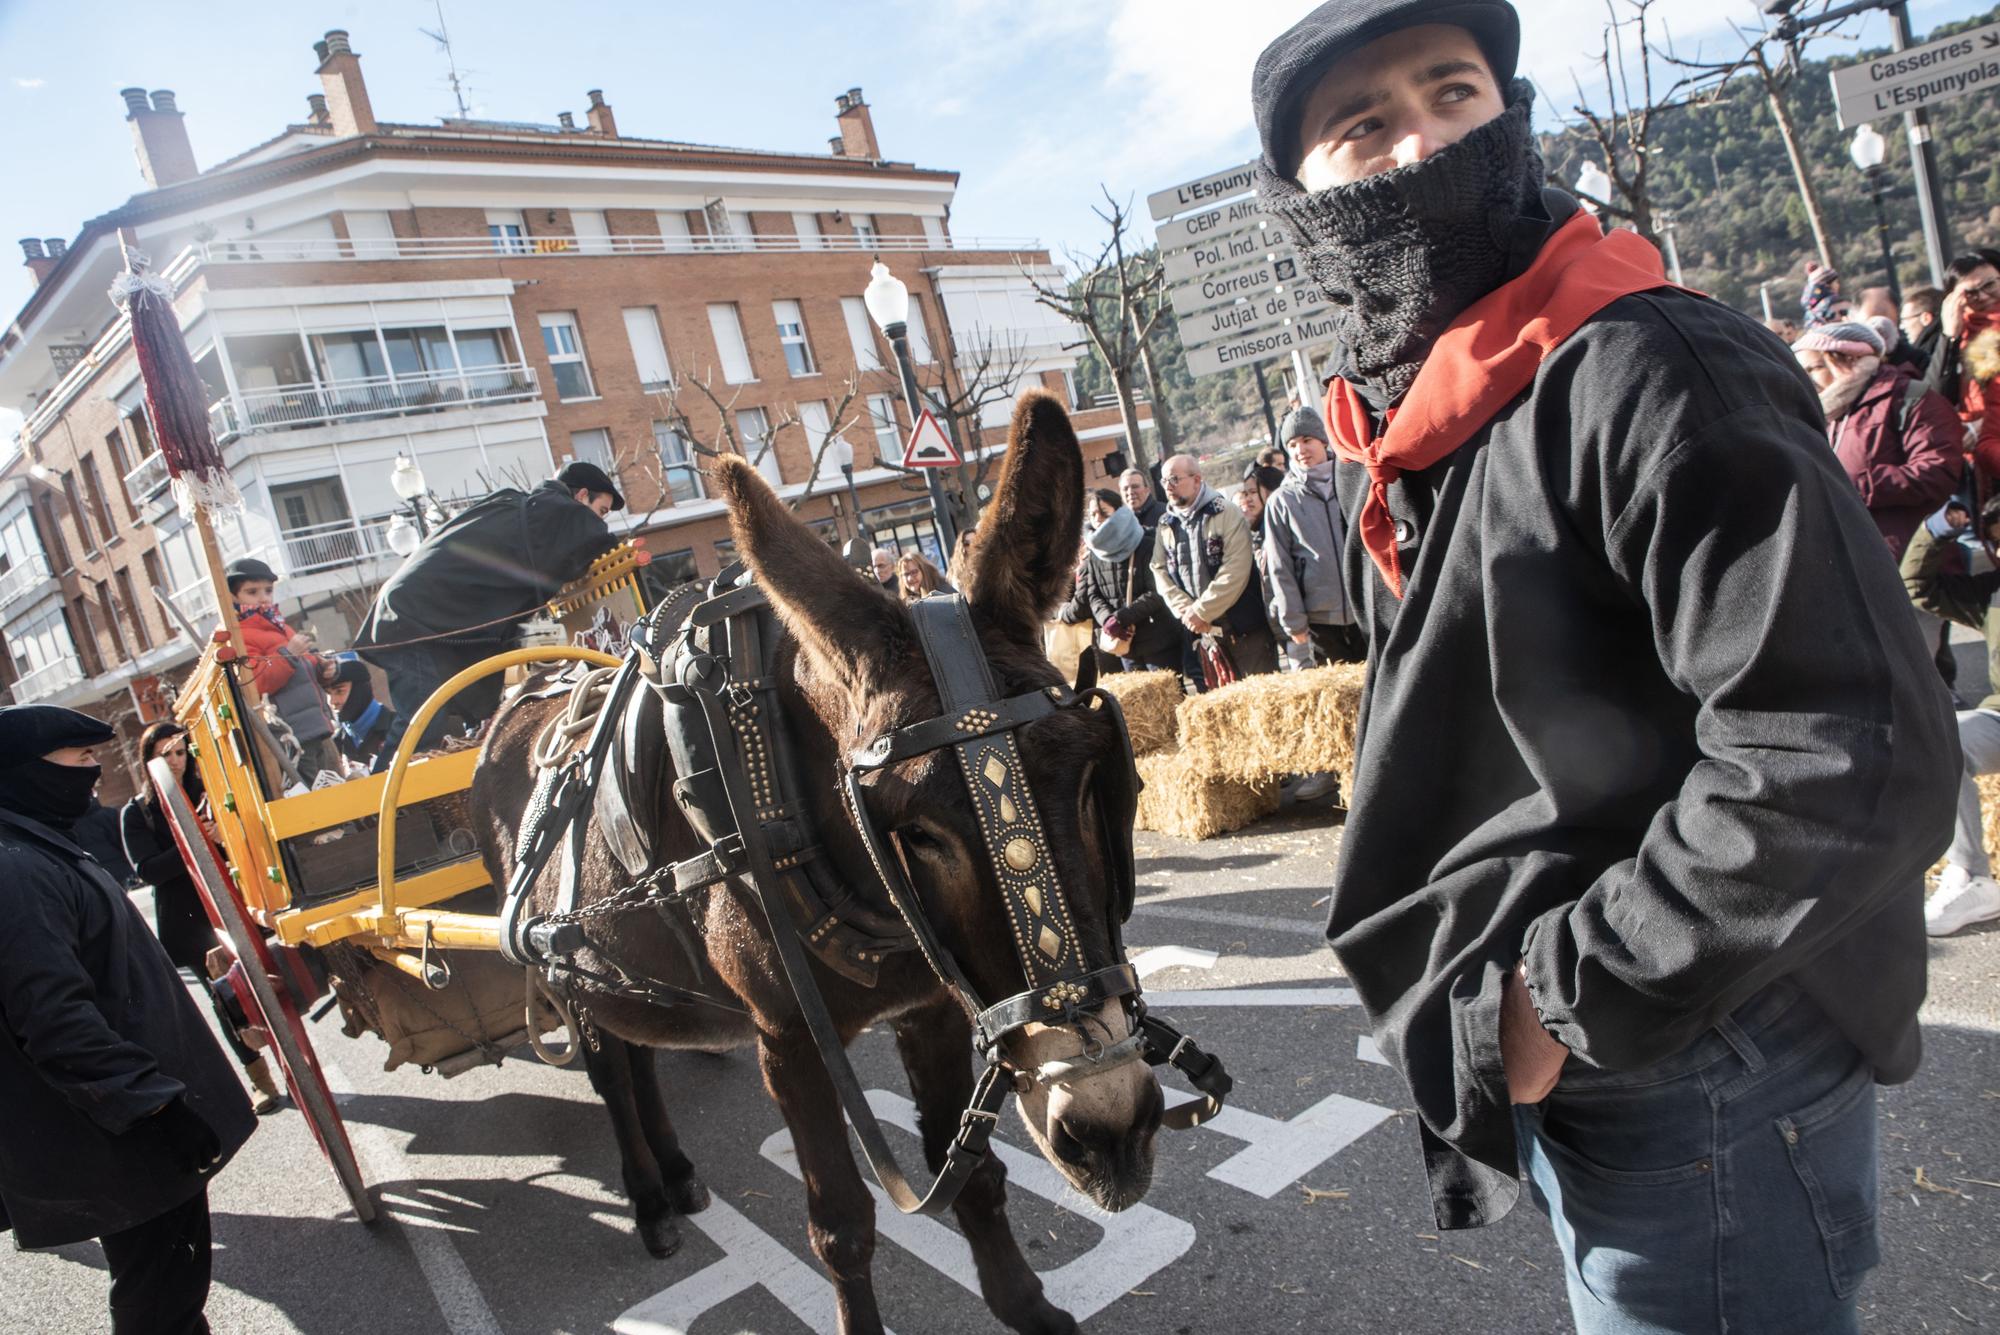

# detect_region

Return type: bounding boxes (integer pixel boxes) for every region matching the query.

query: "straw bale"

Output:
[1134,747,1279,841]
[1177,663,1368,785]
[1101,669,1184,756]
[1927,771,2000,885]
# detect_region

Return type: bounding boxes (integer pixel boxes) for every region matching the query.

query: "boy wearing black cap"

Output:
[0,705,255,1333]
[355,462,622,765]
[1252,3,1954,1328]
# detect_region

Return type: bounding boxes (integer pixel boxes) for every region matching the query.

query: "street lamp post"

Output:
[1850,123,1903,308]
[390,453,431,538]
[862,262,958,563]
[835,435,873,569]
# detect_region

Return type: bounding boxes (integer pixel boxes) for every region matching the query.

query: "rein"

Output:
[497,573,1231,1216]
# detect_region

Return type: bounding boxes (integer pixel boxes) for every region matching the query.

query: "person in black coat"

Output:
[1080,491,1185,672]
[356,461,623,767]
[122,720,284,1113]
[0,705,256,1334]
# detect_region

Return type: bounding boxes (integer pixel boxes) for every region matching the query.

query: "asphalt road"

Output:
[5,807,1998,1334]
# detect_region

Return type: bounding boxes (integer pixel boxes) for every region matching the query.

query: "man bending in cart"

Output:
[0,704,256,1334]
[1250,1,1956,1329]
[355,460,624,769]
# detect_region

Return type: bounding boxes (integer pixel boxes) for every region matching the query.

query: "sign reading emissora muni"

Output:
[1829,20,2000,127]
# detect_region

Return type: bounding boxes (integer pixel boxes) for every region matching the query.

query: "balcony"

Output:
[11,655,85,705]
[166,576,217,634]
[210,364,539,445]
[0,552,55,613]
[197,233,1040,263]
[277,515,396,576]
[126,450,171,502]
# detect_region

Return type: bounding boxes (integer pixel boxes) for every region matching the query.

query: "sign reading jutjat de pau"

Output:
[1829,20,2000,127]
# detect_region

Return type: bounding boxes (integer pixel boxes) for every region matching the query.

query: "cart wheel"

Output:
[150,761,377,1225]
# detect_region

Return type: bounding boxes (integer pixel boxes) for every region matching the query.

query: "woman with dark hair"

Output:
[121,720,284,1114]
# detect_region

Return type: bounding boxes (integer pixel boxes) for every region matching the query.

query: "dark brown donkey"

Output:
[471,391,1164,1335]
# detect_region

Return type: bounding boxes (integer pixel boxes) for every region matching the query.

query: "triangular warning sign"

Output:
[901,409,960,469]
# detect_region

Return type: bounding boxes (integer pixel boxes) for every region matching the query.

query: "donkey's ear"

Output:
[960,390,1085,645]
[712,456,907,685]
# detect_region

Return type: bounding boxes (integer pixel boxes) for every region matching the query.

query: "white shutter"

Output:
[736,408,781,485]
[921,215,946,247]
[706,304,755,384]
[906,299,934,364]
[344,210,398,258]
[840,297,883,371]
[655,211,692,252]
[799,400,844,480]
[622,307,673,390]
[726,209,755,251]
[571,209,611,255]
[791,212,823,250]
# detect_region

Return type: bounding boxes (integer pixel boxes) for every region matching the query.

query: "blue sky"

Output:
[0,0,1991,440]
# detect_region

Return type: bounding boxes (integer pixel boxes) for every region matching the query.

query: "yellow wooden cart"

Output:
[150,540,653,1222]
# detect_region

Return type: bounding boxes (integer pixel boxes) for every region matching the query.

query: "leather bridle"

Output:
[501,574,1230,1216]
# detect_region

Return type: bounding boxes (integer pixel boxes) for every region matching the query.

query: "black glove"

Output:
[148,1097,222,1174]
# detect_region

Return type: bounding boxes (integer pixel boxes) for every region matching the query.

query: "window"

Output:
[851,213,878,247]
[344,209,398,258]
[571,209,612,255]
[142,550,167,609]
[623,307,674,391]
[772,300,817,377]
[840,297,884,372]
[653,423,704,504]
[126,405,155,461]
[539,312,596,400]
[103,425,138,520]
[65,600,103,677]
[905,297,934,365]
[706,304,756,384]
[94,579,130,663]
[381,326,457,379]
[922,215,946,248]
[736,407,782,486]
[569,428,617,482]
[799,400,845,481]
[726,209,755,250]
[791,212,823,251]
[639,547,698,602]
[313,330,389,384]
[62,471,96,550]
[655,211,693,252]
[454,327,520,394]
[115,567,149,650]
[868,394,901,464]
[486,209,528,254]
[34,494,69,571]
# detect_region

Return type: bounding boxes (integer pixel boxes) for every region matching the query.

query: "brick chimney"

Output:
[19,239,58,287]
[834,88,878,160]
[306,92,330,127]
[122,87,199,188]
[585,89,617,138]
[828,135,845,157]
[558,111,575,131]
[315,30,376,136]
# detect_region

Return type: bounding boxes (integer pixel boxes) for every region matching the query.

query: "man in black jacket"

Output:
[1253,2,1956,1330]
[356,461,622,766]
[0,705,256,1334]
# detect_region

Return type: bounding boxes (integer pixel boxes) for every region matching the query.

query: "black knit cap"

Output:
[1254,0,1521,179]
[557,461,624,511]
[0,704,116,767]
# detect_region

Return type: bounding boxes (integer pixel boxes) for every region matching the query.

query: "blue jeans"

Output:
[1513,982,1881,1334]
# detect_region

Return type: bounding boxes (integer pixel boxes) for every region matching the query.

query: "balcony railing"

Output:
[125,450,171,503]
[197,233,1040,263]
[277,515,396,576]
[10,655,85,705]
[0,552,54,610]
[211,364,538,443]
[167,577,217,633]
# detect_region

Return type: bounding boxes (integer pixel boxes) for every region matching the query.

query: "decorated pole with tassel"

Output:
[110,228,256,700]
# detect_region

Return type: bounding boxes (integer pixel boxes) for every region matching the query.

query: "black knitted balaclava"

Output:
[1258,80,1547,406]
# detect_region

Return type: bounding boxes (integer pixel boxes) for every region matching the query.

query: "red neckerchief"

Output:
[1324,211,1673,597]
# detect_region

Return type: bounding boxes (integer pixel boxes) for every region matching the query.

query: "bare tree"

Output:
[908,322,1038,530]
[1022,189,1169,472]
[649,365,870,518]
[1552,0,1693,239]
[1665,18,1843,271]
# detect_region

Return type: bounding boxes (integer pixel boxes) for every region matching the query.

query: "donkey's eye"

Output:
[896,824,944,854]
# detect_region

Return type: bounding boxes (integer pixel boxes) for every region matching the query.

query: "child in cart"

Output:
[222,558,344,788]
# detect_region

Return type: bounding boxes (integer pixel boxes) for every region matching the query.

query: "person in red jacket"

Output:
[1792,321,1965,559]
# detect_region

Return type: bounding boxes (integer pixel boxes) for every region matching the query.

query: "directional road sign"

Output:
[1164,229,1299,286]
[900,409,960,468]
[1170,254,1313,318]
[1147,162,1258,222]
[1182,311,1343,378]
[1830,20,2000,127]
[1155,196,1272,252]
[1175,284,1328,352]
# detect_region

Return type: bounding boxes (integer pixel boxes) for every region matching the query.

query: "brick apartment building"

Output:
[0,28,1145,799]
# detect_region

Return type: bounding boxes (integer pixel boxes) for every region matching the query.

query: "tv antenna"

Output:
[420,0,471,119]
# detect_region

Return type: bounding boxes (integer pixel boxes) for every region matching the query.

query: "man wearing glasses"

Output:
[1927,251,2000,412]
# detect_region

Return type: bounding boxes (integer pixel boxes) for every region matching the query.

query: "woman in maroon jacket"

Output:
[1794,321,1965,559]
